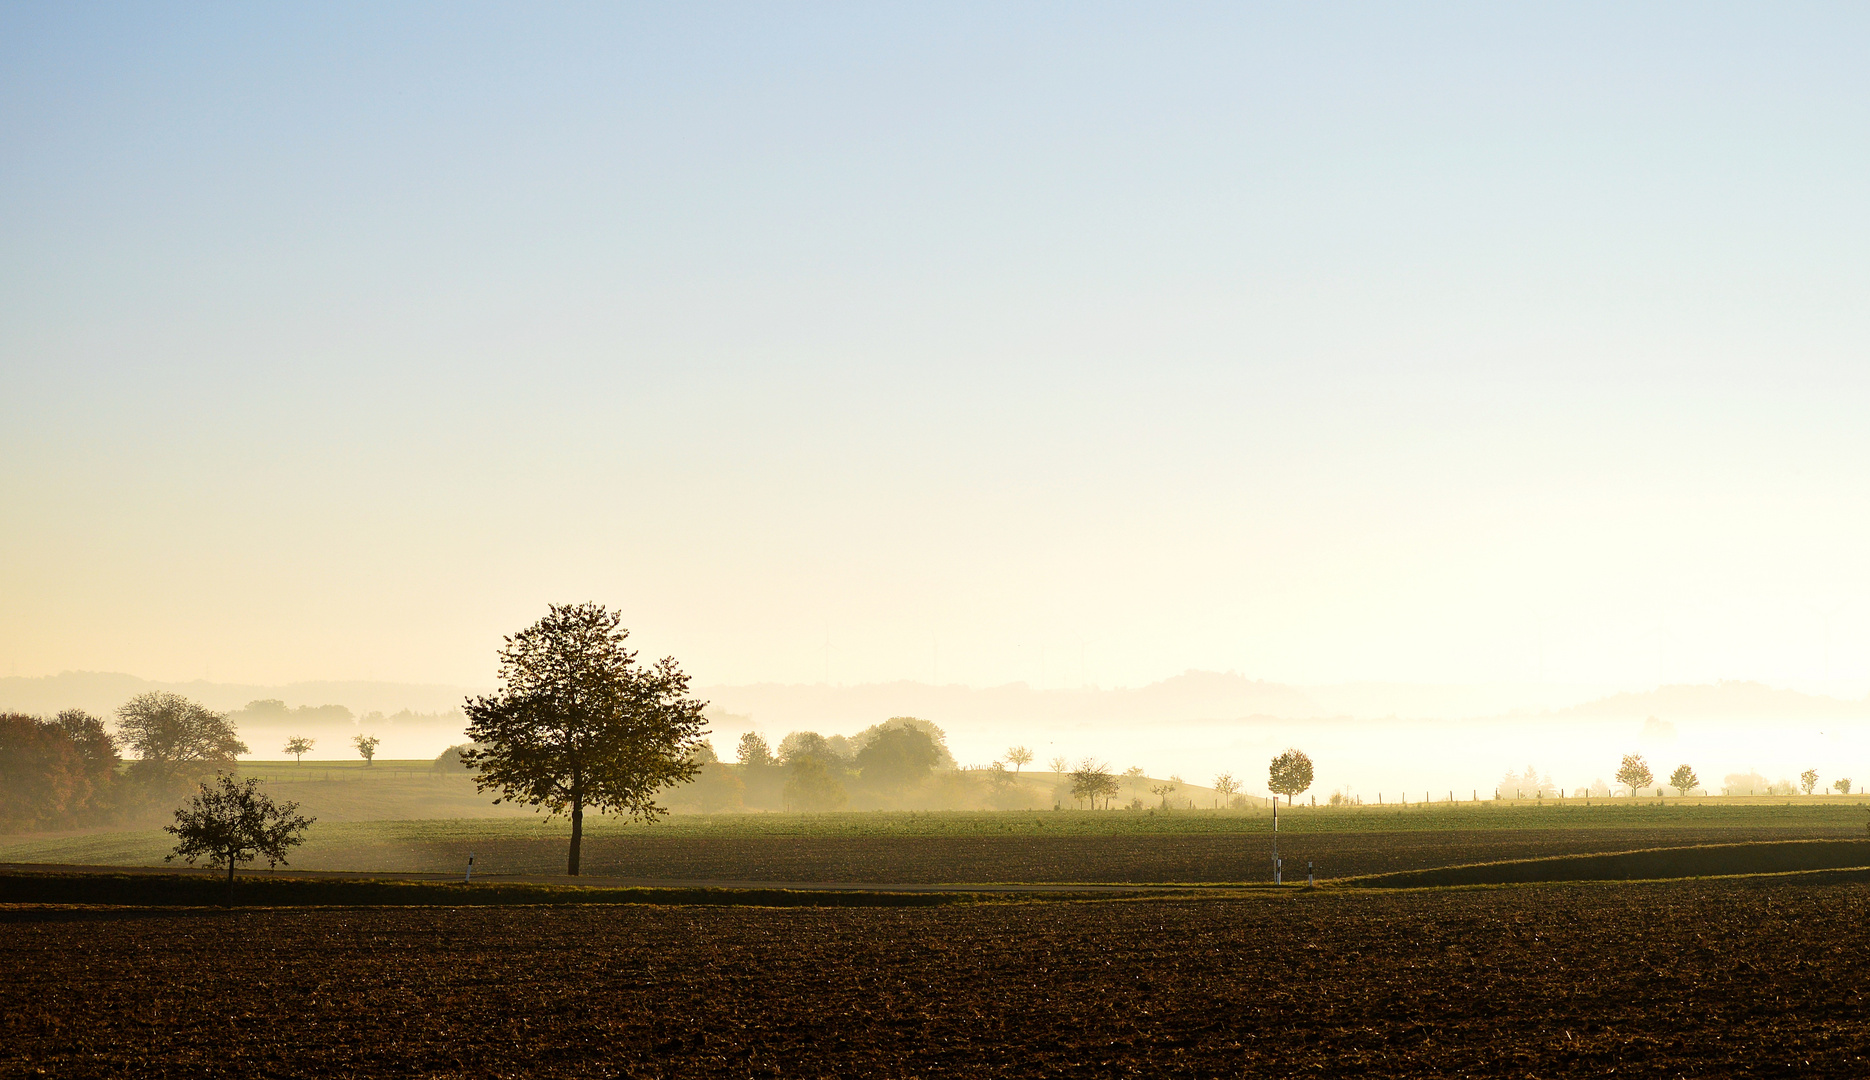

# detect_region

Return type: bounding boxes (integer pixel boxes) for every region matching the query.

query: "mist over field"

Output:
[6,669,1865,805]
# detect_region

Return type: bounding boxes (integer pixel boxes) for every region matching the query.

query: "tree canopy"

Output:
[853,721,943,790]
[462,603,708,875]
[1268,748,1314,804]
[736,731,775,767]
[116,692,247,776]
[1616,753,1654,796]
[1668,763,1698,797]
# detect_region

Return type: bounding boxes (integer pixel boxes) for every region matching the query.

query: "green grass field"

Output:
[6,761,1868,879]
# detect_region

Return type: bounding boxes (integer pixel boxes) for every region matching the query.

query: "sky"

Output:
[4,3,1870,695]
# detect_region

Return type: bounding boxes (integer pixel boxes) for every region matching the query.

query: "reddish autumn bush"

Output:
[0,711,121,831]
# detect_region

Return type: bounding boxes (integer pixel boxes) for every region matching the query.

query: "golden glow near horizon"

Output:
[3,6,1867,698]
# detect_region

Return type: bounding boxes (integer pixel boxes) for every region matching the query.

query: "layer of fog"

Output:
[8,670,1868,799]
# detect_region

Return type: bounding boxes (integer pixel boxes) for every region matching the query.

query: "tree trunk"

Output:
[568,801,583,876]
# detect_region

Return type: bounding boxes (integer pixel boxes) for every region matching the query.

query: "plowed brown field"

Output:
[7,879,1870,1077]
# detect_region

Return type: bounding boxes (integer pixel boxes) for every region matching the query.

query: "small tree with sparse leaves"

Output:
[1669,764,1697,797]
[1213,772,1241,807]
[1006,746,1033,773]
[1801,769,1819,796]
[284,736,314,763]
[165,774,315,889]
[1049,755,1069,777]
[736,731,775,767]
[1616,753,1653,796]
[352,734,380,765]
[1069,760,1118,809]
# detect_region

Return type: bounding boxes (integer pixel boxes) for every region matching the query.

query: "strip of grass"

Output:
[0,870,1033,908]
[1336,839,1870,889]
[8,802,1870,871]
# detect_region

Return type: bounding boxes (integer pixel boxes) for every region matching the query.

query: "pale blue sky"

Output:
[4,3,1869,691]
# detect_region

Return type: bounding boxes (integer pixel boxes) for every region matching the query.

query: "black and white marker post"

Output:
[465,853,475,883]
[1272,794,1281,885]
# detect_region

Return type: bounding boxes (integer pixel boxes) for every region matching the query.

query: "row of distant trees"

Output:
[0,693,398,833]
[0,692,248,831]
[1500,755,1855,799]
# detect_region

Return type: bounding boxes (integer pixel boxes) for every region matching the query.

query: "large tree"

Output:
[115,692,247,777]
[462,603,708,875]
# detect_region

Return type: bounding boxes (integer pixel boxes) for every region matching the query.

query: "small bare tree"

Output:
[1668,763,1697,797]
[1049,754,1069,777]
[1005,746,1033,773]
[283,736,314,763]
[1615,753,1653,796]
[1801,769,1820,796]
[1213,772,1240,807]
[1151,778,1179,809]
[1069,760,1118,809]
[352,734,380,765]
[165,774,315,888]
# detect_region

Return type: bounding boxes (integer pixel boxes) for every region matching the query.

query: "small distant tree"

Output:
[687,739,720,765]
[116,692,247,778]
[1151,778,1179,810]
[1834,777,1853,796]
[165,774,315,888]
[1048,755,1069,777]
[855,722,943,790]
[1668,764,1698,797]
[1801,769,1820,796]
[1268,749,1314,806]
[433,743,476,771]
[736,731,775,767]
[1213,772,1240,807]
[352,734,380,765]
[1616,754,1653,796]
[1069,760,1118,809]
[1006,746,1033,773]
[284,736,314,763]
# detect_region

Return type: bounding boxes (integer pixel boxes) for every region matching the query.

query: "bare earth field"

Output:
[6,879,1870,1078]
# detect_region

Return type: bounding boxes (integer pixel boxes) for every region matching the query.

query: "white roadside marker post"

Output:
[465,853,475,883]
